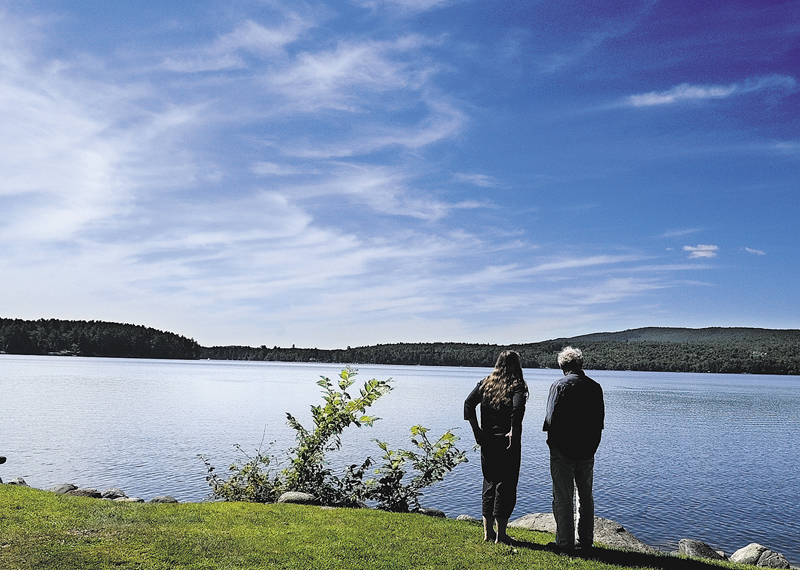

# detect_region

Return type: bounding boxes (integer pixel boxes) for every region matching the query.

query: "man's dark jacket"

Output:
[542,370,604,460]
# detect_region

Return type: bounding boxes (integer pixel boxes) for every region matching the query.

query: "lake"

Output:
[1,355,798,563]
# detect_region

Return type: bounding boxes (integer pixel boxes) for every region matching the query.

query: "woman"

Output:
[464,350,528,543]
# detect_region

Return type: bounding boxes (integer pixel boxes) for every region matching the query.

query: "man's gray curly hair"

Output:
[557,346,583,371]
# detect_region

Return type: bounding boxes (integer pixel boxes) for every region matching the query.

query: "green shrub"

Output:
[366,426,467,512]
[201,367,466,511]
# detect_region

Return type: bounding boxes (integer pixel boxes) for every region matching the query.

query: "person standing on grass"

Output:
[464,350,528,544]
[543,346,605,553]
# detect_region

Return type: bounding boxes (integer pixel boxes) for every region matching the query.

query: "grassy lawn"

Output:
[1,485,747,570]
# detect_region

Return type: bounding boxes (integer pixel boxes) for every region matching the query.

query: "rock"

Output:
[415,507,446,518]
[67,488,102,498]
[732,544,771,565]
[49,484,78,494]
[277,492,318,505]
[101,488,127,499]
[731,543,790,568]
[758,550,790,569]
[150,495,178,504]
[678,538,726,560]
[115,497,145,503]
[509,513,658,554]
[456,514,480,523]
[509,512,557,533]
[7,477,29,486]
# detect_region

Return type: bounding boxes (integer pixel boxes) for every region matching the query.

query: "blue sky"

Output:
[1,0,798,348]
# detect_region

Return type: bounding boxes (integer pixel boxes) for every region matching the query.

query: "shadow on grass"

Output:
[508,539,727,570]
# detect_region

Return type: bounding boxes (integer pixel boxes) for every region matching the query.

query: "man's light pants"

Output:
[550,446,595,549]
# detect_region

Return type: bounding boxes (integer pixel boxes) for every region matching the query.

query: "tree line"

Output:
[2,318,799,375]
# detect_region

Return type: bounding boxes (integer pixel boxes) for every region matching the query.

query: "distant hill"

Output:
[0,318,203,360]
[2,318,799,375]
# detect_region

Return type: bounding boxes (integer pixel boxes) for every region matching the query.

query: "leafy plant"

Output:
[199,438,280,503]
[366,425,468,512]
[282,367,392,498]
[201,368,467,510]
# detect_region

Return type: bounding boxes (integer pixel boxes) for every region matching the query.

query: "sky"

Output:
[1,0,798,348]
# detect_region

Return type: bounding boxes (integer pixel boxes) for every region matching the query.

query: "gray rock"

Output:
[49,483,78,494]
[758,550,791,569]
[509,512,557,533]
[730,543,790,568]
[7,477,29,486]
[678,538,726,561]
[150,495,179,504]
[277,491,318,505]
[732,544,771,565]
[415,507,446,518]
[115,497,145,503]
[101,488,127,499]
[456,514,480,523]
[509,513,658,554]
[67,488,102,498]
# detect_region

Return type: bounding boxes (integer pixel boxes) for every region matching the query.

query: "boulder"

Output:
[456,514,480,523]
[509,512,557,533]
[758,550,791,569]
[7,477,29,486]
[101,488,127,500]
[67,488,102,498]
[509,513,658,554]
[731,543,790,569]
[277,492,318,505]
[678,538,726,560]
[115,497,145,503]
[150,495,179,504]
[415,507,446,518]
[49,484,78,494]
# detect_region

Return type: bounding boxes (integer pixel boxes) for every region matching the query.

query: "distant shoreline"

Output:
[2,318,799,375]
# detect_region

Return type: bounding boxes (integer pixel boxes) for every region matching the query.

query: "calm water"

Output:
[1,355,798,562]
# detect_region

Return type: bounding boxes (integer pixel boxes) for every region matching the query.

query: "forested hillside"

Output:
[2,318,799,374]
[0,318,202,359]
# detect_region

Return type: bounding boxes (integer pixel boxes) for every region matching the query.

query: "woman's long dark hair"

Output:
[481,350,528,408]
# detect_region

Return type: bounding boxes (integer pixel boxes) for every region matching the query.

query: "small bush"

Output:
[201,367,466,511]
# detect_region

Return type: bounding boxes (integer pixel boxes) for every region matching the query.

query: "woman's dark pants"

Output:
[480,435,521,519]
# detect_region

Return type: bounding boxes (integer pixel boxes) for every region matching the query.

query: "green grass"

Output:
[0,485,749,570]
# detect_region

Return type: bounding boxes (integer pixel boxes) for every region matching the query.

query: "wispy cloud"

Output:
[745,247,766,256]
[683,244,719,259]
[661,228,703,238]
[163,18,309,72]
[454,173,501,188]
[352,0,461,13]
[625,75,797,107]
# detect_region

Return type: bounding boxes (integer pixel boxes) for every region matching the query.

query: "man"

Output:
[543,346,605,553]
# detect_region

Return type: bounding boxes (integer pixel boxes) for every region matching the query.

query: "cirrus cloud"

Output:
[626,75,796,107]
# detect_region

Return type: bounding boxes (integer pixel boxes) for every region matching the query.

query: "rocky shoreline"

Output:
[3,477,796,569]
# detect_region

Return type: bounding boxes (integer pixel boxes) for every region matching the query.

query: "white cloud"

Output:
[745,247,765,256]
[163,18,309,72]
[661,227,702,238]
[626,75,796,107]
[454,173,500,188]
[683,244,719,259]
[251,162,307,176]
[352,0,461,13]
[263,36,438,113]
